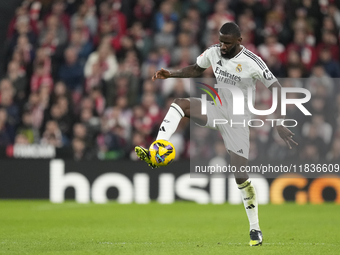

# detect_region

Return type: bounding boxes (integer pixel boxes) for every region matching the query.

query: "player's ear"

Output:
[238,37,242,44]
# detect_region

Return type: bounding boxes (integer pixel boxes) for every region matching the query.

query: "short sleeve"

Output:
[252,56,278,88]
[196,49,211,69]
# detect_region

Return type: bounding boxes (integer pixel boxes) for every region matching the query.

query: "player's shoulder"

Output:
[240,48,267,70]
[199,44,220,60]
[207,43,221,50]
[205,44,221,54]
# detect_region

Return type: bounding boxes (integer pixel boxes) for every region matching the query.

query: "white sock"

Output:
[238,179,260,231]
[156,103,184,141]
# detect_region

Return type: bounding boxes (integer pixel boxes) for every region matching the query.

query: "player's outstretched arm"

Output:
[152,64,206,81]
[269,82,298,149]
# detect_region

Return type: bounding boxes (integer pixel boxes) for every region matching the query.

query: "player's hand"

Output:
[276,125,298,149]
[152,68,171,81]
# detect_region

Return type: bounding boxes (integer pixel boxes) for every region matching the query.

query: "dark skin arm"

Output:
[151,64,206,81]
[268,82,298,149]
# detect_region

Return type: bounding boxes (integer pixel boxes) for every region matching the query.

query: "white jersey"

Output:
[196,45,277,122]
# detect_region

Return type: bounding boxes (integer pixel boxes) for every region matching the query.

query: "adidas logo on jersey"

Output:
[159,126,166,131]
[237,149,243,154]
[246,204,255,209]
[217,60,222,66]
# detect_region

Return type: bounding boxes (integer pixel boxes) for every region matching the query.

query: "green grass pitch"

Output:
[0,201,339,254]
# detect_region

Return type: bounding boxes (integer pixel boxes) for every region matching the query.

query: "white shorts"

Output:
[202,101,250,159]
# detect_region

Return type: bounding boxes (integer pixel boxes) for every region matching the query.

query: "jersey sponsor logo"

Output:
[214,66,241,85]
[236,64,242,72]
[263,69,274,80]
[217,60,222,66]
[163,119,170,123]
[237,149,243,154]
[159,126,166,131]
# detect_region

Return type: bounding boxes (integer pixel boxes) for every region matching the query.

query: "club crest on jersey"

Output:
[236,64,242,72]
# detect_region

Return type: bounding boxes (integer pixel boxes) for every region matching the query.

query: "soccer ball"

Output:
[149,140,176,167]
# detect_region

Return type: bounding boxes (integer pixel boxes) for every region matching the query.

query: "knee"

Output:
[173,98,190,115]
[235,176,249,184]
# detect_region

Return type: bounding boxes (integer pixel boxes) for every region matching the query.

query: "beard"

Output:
[221,44,237,59]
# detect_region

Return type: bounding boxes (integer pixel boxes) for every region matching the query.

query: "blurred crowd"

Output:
[0,0,340,162]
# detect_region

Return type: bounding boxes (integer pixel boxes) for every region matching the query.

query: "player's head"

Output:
[219,22,242,59]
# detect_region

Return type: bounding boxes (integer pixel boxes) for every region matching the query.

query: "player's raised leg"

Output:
[157,97,207,141]
[135,98,207,168]
[231,151,262,246]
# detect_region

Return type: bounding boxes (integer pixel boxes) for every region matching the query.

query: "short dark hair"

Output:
[219,22,241,37]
